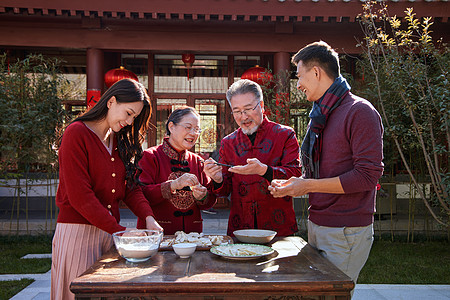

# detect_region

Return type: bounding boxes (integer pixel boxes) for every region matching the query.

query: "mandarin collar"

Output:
[162,137,187,161]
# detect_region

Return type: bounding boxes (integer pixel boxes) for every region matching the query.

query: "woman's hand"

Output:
[145,215,164,232]
[192,184,207,201]
[203,158,223,183]
[170,173,200,191]
[122,228,147,236]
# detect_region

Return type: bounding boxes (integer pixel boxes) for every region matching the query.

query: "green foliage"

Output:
[358,239,450,284]
[0,53,66,175]
[0,278,34,300]
[261,69,308,127]
[0,235,52,274]
[356,1,449,227]
[0,235,52,298]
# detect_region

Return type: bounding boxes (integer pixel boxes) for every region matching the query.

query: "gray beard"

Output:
[242,124,259,135]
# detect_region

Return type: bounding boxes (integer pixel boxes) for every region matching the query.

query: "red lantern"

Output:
[241,65,273,87]
[104,66,138,88]
[182,53,195,67]
[87,89,101,109]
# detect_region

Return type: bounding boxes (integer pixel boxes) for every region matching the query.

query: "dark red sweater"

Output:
[56,121,154,234]
[308,93,384,227]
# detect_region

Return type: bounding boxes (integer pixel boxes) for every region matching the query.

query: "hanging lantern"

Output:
[86,89,101,109]
[181,53,195,67]
[181,53,195,81]
[104,66,138,88]
[241,65,273,87]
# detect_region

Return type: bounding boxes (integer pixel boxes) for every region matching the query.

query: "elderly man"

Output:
[204,79,302,236]
[269,41,384,290]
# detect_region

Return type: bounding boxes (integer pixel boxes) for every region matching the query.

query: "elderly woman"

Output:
[137,106,216,234]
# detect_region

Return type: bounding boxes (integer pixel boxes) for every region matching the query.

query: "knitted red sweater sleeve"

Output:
[339,100,384,193]
[58,123,126,234]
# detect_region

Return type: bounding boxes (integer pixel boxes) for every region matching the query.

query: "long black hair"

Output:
[74,78,151,187]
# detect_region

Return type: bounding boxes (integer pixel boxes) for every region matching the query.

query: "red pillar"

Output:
[273,52,291,94]
[273,52,291,125]
[274,52,291,76]
[86,48,104,108]
[147,53,157,147]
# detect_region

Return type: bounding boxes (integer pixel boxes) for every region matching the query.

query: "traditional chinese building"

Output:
[0,0,448,227]
[0,0,448,152]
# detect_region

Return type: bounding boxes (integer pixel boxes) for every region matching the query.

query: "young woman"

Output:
[51,79,162,300]
[137,106,216,234]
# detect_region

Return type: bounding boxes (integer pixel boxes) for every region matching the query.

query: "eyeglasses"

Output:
[177,123,202,134]
[231,101,261,117]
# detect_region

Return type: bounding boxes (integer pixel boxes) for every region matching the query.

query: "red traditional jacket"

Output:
[56,121,154,234]
[214,117,302,236]
[137,138,216,234]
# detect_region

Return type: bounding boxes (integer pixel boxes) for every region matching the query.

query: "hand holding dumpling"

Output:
[191,184,208,201]
[171,173,200,192]
[269,177,309,197]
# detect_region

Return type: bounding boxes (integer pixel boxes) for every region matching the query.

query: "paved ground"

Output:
[2,209,450,299]
[4,270,450,300]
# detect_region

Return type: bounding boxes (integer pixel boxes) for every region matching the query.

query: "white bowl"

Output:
[233,229,277,244]
[112,229,163,263]
[173,243,197,258]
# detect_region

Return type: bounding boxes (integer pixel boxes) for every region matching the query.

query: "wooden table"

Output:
[70,236,354,300]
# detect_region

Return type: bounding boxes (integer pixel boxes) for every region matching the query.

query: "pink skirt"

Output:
[51,223,114,300]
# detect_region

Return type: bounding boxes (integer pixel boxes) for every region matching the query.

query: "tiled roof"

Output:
[0,0,448,22]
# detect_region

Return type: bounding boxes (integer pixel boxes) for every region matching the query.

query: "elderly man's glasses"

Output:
[178,123,202,134]
[231,101,261,117]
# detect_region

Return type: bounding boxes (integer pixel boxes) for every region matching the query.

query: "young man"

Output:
[269,41,384,289]
[204,79,302,236]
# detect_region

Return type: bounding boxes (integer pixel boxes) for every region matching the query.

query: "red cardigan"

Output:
[56,121,154,234]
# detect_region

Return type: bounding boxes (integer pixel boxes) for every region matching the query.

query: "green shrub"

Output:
[357,1,449,229]
[0,53,66,175]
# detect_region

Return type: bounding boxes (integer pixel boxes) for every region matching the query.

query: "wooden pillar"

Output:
[147,53,157,147]
[86,48,104,108]
[273,52,291,124]
[226,55,237,134]
[274,51,290,83]
[274,51,291,94]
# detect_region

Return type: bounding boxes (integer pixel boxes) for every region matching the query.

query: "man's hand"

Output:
[203,158,223,183]
[229,158,267,176]
[269,177,310,197]
[269,176,345,197]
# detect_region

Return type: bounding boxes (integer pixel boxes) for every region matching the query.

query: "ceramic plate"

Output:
[210,244,274,260]
[233,229,277,244]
